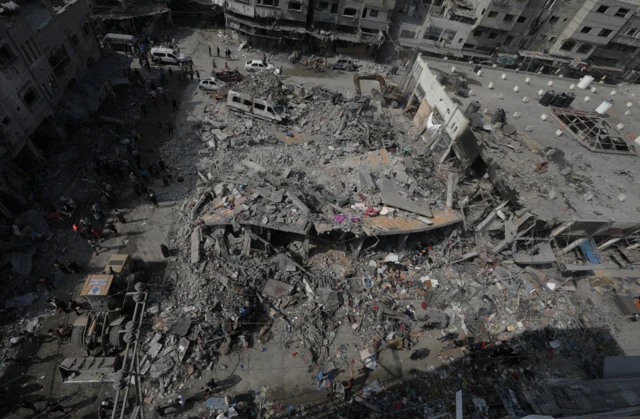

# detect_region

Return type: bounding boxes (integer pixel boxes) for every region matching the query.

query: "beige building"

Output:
[394,0,640,77]
[0,0,101,217]
[223,0,397,54]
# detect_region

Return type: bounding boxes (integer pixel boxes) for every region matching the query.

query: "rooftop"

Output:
[424,59,640,223]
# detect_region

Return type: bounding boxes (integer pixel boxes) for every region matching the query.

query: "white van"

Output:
[150,47,187,65]
[103,33,137,51]
[227,90,285,122]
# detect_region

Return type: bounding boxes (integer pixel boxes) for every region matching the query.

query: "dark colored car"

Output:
[331,59,358,71]
[215,70,244,83]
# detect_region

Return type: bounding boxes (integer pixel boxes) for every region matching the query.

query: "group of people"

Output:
[209,44,232,59]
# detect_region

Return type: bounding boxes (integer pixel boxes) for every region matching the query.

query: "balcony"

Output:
[338,15,360,27]
[360,18,389,31]
[313,9,338,24]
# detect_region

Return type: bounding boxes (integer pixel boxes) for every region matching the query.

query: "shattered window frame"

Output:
[343,7,358,17]
[288,1,302,11]
[22,86,40,109]
[0,44,15,66]
[549,107,638,156]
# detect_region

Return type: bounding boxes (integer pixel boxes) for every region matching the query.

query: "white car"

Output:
[199,77,226,91]
[245,60,274,72]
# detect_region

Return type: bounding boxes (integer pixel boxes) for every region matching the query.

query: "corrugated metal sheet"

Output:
[10,251,32,277]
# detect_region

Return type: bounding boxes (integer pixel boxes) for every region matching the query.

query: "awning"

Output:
[517,50,571,63]
[461,49,493,59]
[591,64,624,73]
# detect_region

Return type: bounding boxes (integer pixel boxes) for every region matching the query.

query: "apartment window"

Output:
[400,30,417,39]
[258,0,279,7]
[318,1,328,9]
[330,3,337,13]
[560,40,575,50]
[343,7,357,17]
[606,42,638,53]
[596,5,608,14]
[488,32,498,39]
[474,30,483,37]
[505,35,514,45]
[549,16,559,23]
[625,28,638,36]
[369,9,379,18]
[580,26,592,33]
[503,14,514,22]
[517,16,526,23]
[22,87,39,107]
[488,11,498,18]
[615,8,629,18]
[0,45,14,66]
[576,43,592,54]
[599,28,612,37]
[288,1,302,10]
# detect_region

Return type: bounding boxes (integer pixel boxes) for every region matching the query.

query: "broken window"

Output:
[474,30,483,37]
[288,1,302,11]
[318,1,328,9]
[517,16,526,23]
[49,45,71,77]
[369,9,379,18]
[598,28,612,37]
[23,87,39,107]
[0,45,14,66]
[488,32,498,39]
[505,35,514,46]
[487,11,498,18]
[576,43,592,54]
[343,7,357,17]
[606,42,637,53]
[503,14,514,22]
[259,0,279,7]
[596,5,608,14]
[625,28,637,36]
[400,30,417,39]
[615,8,629,17]
[549,36,557,43]
[330,3,338,13]
[560,40,575,51]
[581,26,592,33]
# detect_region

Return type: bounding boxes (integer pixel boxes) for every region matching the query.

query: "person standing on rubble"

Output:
[167,121,174,137]
[212,58,216,70]
[114,208,127,223]
[105,222,119,236]
[88,238,102,255]
[171,99,178,112]
[217,46,220,57]
[92,202,106,218]
[208,45,212,56]
[66,260,84,274]
[168,67,173,78]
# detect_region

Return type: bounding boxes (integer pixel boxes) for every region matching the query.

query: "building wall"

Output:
[0,0,99,163]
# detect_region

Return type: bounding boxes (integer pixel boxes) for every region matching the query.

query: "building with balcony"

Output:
[223,0,397,54]
[0,0,100,217]
[393,0,640,78]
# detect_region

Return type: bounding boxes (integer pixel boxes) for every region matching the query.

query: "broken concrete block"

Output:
[191,227,202,264]
[286,191,310,214]
[212,129,229,141]
[242,159,266,173]
[379,178,432,218]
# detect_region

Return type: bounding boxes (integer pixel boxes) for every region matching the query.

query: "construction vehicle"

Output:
[353,74,406,108]
[59,254,148,385]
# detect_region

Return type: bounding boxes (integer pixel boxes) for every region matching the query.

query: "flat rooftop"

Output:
[426,60,640,223]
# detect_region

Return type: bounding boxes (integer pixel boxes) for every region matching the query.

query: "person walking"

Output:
[172,99,178,112]
[132,182,141,196]
[44,399,68,416]
[148,189,159,208]
[114,208,127,223]
[158,158,166,172]
[91,227,105,242]
[167,121,174,137]
[53,259,70,274]
[92,202,105,218]
[196,70,200,80]
[66,260,84,274]
[105,222,119,236]
[147,162,157,178]
[88,238,102,255]
[208,45,212,56]
[212,58,216,69]
[217,46,220,57]
[157,120,162,132]
[40,276,56,292]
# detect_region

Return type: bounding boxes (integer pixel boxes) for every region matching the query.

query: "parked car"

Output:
[215,70,244,83]
[245,60,274,72]
[150,47,187,65]
[331,58,358,71]
[199,77,226,91]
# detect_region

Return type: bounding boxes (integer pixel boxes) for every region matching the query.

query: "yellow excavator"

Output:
[353,74,406,108]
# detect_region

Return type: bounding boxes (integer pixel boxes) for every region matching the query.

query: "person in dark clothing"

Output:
[202,378,217,399]
[114,209,127,223]
[161,244,170,258]
[20,397,38,414]
[171,99,178,111]
[208,45,212,56]
[167,121,174,137]
[53,259,70,274]
[149,190,159,208]
[67,300,83,315]
[66,260,84,274]
[158,158,166,172]
[217,46,220,57]
[105,222,119,236]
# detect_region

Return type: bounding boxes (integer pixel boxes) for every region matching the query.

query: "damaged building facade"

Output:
[394,0,640,79]
[0,0,100,217]
[92,0,172,36]
[224,0,396,55]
